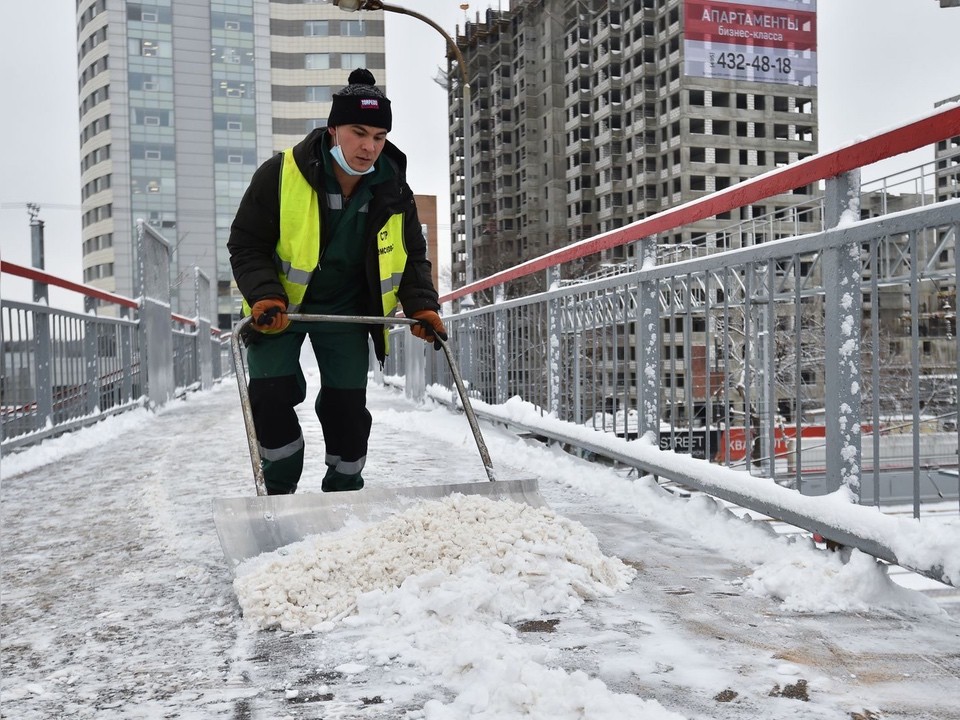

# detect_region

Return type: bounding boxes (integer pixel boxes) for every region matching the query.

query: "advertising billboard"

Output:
[683,0,817,86]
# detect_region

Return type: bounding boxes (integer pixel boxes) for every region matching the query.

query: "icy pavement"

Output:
[2,376,960,719]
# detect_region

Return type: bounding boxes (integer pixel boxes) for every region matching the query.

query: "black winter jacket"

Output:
[228,128,440,362]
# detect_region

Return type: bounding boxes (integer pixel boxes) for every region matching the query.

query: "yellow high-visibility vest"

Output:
[243,148,408,349]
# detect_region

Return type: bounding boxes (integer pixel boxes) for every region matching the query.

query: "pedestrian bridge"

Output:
[2,365,959,718]
[2,101,960,717]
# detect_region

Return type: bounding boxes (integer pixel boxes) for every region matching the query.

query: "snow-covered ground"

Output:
[3,364,960,719]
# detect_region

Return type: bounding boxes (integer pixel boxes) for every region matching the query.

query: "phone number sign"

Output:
[683,0,817,86]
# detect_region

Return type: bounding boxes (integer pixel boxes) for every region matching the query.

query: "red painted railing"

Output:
[1,260,139,309]
[1,260,212,332]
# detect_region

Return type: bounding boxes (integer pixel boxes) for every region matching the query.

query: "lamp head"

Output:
[334,0,384,10]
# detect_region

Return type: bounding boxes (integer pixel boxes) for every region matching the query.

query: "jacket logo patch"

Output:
[361,99,380,109]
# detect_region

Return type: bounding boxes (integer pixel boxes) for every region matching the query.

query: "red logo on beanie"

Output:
[360,99,380,109]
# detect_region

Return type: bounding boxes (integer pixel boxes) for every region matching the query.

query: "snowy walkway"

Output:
[3,372,960,719]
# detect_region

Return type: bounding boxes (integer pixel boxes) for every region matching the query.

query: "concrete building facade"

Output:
[76,0,386,328]
[448,0,820,295]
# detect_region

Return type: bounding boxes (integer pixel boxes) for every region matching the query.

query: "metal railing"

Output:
[3,104,958,584]
[1,221,230,451]
[383,103,960,586]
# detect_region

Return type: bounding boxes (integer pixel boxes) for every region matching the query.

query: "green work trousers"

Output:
[246,325,371,494]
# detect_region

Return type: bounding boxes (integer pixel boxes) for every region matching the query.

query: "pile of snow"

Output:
[234,494,636,632]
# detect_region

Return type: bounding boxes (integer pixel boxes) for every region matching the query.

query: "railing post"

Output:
[458,313,475,396]
[83,296,99,416]
[572,295,582,424]
[369,337,384,385]
[823,170,863,497]
[137,220,175,408]
[404,330,426,403]
[120,306,135,403]
[546,266,561,416]
[637,236,660,440]
[195,267,213,390]
[30,213,53,430]
[32,310,53,431]
[757,262,776,477]
[494,285,508,404]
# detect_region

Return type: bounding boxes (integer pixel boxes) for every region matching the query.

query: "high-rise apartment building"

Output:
[76,0,385,327]
[448,0,819,294]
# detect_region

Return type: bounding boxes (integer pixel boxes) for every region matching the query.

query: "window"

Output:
[145,150,161,159]
[305,53,330,70]
[224,20,240,31]
[340,20,365,36]
[305,86,332,103]
[142,11,157,23]
[341,53,366,69]
[304,20,329,36]
[227,154,243,164]
[129,38,169,58]
[226,120,242,131]
[144,115,160,126]
[143,81,158,91]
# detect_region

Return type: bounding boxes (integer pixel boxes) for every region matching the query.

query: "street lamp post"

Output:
[333,0,474,306]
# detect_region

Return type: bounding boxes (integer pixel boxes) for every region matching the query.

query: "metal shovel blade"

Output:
[213,477,546,570]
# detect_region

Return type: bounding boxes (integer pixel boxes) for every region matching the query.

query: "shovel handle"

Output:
[231,313,496,496]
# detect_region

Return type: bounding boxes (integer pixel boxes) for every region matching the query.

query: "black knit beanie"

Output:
[327,68,392,131]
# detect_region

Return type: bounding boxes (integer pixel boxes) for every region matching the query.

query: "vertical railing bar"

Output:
[669,274,678,449]
[613,298,622,438]
[871,236,882,507]
[602,296,610,431]
[955,221,960,516]
[743,264,754,474]
[909,229,921,519]
[765,260,777,477]
[793,253,803,490]
[684,273,694,458]
[723,266,732,467]
[619,293,629,440]
[704,269,714,463]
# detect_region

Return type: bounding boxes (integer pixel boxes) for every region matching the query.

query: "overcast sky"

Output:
[1,0,959,290]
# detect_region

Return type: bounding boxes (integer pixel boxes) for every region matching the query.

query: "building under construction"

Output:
[448,0,819,296]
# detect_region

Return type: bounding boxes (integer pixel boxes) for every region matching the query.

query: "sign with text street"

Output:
[683,0,817,86]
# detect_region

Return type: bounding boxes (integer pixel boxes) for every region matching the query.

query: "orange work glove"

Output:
[410,309,447,350]
[250,298,290,334]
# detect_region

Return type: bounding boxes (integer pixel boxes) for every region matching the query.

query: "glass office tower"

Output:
[77,0,385,327]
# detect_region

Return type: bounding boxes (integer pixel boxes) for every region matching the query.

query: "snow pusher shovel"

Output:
[212,314,545,569]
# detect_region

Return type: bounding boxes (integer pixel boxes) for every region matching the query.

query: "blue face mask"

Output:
[330,130,374,177]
